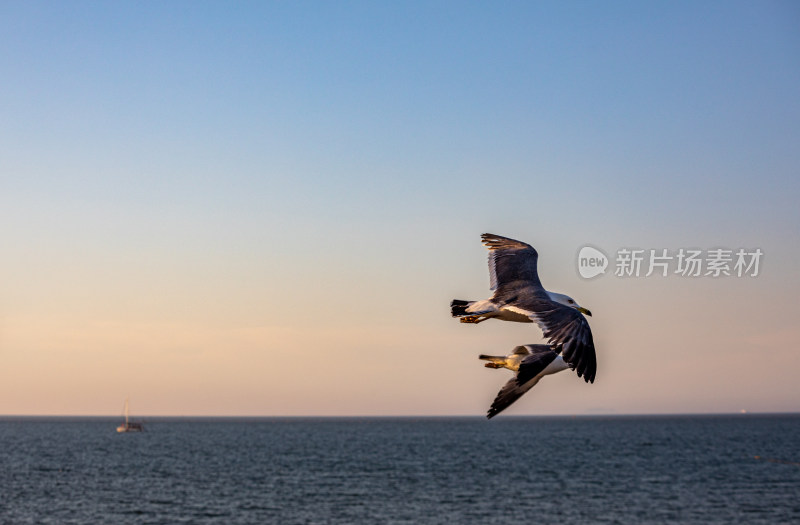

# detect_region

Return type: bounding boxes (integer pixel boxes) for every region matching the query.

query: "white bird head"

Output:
[546,291,592,317]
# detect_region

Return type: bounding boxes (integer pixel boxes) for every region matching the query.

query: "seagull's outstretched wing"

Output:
[487,346,558,419]
[526,303,596,383]
[487,376,539,419]
[481,233,543,291]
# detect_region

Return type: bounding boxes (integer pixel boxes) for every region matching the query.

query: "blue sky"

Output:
[1,1,799,415]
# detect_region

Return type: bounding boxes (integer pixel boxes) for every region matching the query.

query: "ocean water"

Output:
[1,415,799,524]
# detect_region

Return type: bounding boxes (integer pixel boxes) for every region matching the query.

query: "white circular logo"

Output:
[577,246,608,279]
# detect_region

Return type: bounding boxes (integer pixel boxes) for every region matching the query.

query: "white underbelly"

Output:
[497,307,534,323]
[542,355,569,376]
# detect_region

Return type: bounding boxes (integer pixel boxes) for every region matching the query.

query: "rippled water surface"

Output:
[2,415,799,524]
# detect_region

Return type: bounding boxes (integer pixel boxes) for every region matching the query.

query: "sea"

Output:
[1,414,799,524]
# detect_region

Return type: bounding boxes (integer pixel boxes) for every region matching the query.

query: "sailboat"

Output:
[116,398,144,433]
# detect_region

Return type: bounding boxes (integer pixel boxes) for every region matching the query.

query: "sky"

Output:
[1,1,799,416]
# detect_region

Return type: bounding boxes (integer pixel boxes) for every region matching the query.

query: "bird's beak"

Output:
[578,307,592,317]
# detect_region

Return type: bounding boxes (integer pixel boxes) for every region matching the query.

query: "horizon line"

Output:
[1,411,798,419]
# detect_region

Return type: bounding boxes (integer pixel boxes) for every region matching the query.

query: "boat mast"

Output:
[123,398,129,426]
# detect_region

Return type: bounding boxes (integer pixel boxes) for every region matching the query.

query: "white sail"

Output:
[117,398,143,433]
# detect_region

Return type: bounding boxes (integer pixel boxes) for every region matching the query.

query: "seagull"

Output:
[479,344,568,419]
[451,233,596,383]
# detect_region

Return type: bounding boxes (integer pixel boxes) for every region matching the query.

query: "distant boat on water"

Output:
[116,398,144,433]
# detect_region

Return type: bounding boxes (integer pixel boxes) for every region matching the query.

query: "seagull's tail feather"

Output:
[478,354,506,368]
[450,299,472,317]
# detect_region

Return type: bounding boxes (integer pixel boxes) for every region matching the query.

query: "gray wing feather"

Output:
[487,375,543,419]
[515,346,559,386]
[481,233,544,292]
[524,302,597,383]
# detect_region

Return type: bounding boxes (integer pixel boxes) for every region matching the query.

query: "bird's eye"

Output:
[568,300,574,304]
